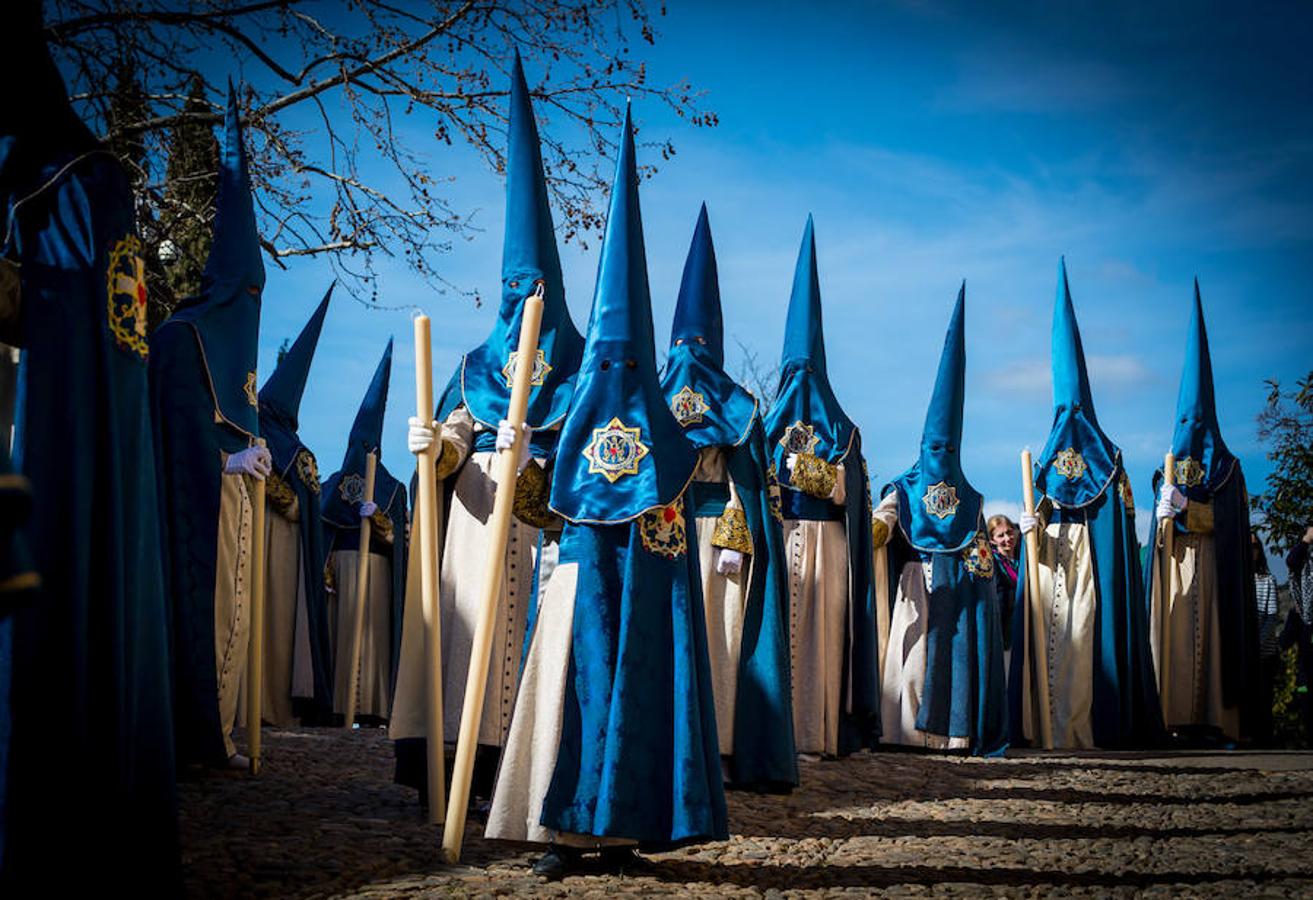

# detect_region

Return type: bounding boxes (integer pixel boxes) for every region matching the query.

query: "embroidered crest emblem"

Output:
[244,371,259,407]
[502,349,551,388]
[922,481,961,520]
[639,499,688,559]
[766,462,784,522]
[1174,456,1205,489]
[338,472,366,504]
[779,420,820,455]
[962,534,995,580]
[583,417,649,483]
[1053,448,1088,481]
[669,385,710,427]
[1118,470,1135,515]
[296,449,321,495]
[106,234,149,359]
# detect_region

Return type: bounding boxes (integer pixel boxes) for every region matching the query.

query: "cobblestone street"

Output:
[180,728,1313,897]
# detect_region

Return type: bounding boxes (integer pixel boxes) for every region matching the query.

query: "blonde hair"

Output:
[987,514,1016,534]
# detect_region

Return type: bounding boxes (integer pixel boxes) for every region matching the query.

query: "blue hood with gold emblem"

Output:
[763,216,857,482]
[436,52,583,430]
[1165,279,1236,492]
[161,82,264,439]
[659,204,758,450]
[322,339,405,525]
[887,283,982,552]
[1034,258,1120,508]
[549,105,697,524]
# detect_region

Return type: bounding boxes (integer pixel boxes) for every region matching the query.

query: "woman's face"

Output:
[991,522,1017,558]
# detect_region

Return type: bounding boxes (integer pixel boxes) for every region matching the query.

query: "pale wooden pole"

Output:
[1020,449,1054,750]
[1159,452,1177,721]
[247,438,269,775]
[343,451,378,730]
[412,314,446,824]
[441,288,545,864]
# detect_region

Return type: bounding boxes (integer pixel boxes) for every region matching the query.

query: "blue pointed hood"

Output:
[1034,258,1120,507]
[887,283,982,551]
[549,105,697,524]
[1167,279,1236,492]
[659,204,758,448]
[258,283,332,474]
[440,52,583,429]
[763,216,857,481]
[164,81,264,438]
[322,339,403,524]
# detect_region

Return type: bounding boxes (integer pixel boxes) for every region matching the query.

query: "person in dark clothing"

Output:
[1252,535,1280,746]
[988,514,1020,653]
[1283,527,1313,744]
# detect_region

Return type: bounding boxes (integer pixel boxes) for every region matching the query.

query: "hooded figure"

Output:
[321,340,407,723]
[486,106,726,877]
[871,286,1007,754]
[1010,259,1163,749]
[0,7,177,887]
[1145,281,1259,742]
[761,217,880,757]
[393,54,583,802]
[658,205,796,791]
[150,82,270,770]
[241,285,335,726]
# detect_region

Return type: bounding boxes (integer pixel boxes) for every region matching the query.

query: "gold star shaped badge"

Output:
[583,417,649,483]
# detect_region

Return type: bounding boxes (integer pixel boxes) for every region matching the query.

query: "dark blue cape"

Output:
[1,19,177,887]
[257,286,334,720]
[436,53,582,430]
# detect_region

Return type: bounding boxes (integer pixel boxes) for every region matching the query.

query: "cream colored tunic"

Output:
[1148,508,1239,738]
[690,448,751,755]
[237,505,310,727]
[1016,501,1097,749]
[328,549,394,720]
[213,461,256,759]
[784,464,848,756]
[872,493,970,750]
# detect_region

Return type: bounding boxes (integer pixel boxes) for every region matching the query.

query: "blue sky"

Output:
[248,0,1312,569]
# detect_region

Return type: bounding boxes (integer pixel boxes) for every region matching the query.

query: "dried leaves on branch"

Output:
[46,0,716,319]
[1252,371,1313,553]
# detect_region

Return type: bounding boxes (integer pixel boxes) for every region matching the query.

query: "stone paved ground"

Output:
[180,727,1313,898]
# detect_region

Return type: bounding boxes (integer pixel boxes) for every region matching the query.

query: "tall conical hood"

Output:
[1,3,101,245]
[259,283,333,430]
[1035,258,1120,507]
[438,51,583,429]
[660,204,757,448]
[163,82,264,438]
[887,284,981,551]
[764,217,857,480]
[549,105,697,524]
[1168,279,1236,491]
[321,339,403,526]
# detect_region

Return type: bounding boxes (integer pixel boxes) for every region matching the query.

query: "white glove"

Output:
[785,453,798,473]
[1019,513,1039,535]
[225,446,272,480]
[408,416,436,455]
[359,501,378,519]
[497,419,532,473]
[1157,484,1186,520]
[715,548,744,576]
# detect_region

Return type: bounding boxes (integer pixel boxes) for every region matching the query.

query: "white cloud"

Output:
[984,498,1024,524]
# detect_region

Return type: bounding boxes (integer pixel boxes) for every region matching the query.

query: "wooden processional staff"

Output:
[246,438,269,774]
[441,286,546,863]
[1020,449,1054,750]
[1158,452,1177,717]
[412,314,446,824]
[343,451,378,730]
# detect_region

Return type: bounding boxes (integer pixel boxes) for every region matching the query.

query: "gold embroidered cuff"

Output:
[766,463,784,522]
[791,452,838,500]
[434,438,462,480]
[295,449,321,495]
[711,507,754,555]
[513,462,561,531]
[370,509,394,545]
[1184,499,1214,535]
[871,518,890,550]
[266,472,300,521]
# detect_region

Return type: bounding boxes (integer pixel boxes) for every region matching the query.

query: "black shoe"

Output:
[532,846,576,880]
[598,846,641,875]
